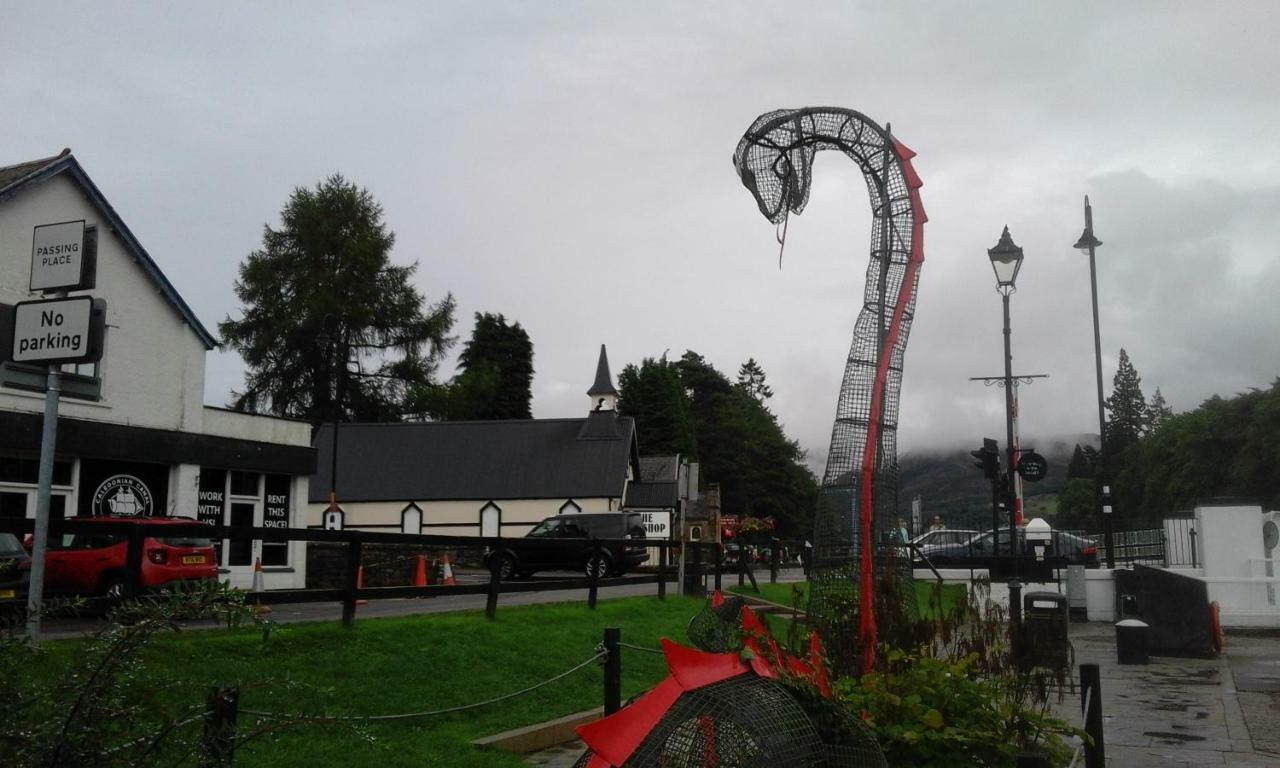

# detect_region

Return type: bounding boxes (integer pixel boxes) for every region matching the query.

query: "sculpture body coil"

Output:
[733,108,926,673]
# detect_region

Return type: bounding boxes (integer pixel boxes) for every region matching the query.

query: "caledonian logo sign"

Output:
[92,475,154,517]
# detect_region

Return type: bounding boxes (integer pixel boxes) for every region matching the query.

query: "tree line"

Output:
[218,175,820,535]
[219,175,533,424]
[617,354,819,535]
[1055,347,1279,530]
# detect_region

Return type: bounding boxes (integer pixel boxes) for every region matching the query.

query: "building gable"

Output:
[0,150,217,349]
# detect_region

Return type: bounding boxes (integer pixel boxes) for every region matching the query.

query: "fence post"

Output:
[714,544,723,592]
[485,553,501,620]
[687,542,703,597]
[737,544,746,587]
[603,627,621,715]
[1081,663,1105,768]
[1189,527,1198,569]
[342,540,362,627]
[770,539,780,584]
[124,525,145,600]
[587,541,601,610]
[656,543,667,601]
[200,685,239,768]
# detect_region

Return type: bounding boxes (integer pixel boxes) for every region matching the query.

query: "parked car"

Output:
[29,516,218,599]
[484,512,648,579]
[909,529,979,551]
[916,527,1098,567]
[0,533,31,608]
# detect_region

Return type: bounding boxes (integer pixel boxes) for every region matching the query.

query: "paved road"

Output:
[37,567,805,639]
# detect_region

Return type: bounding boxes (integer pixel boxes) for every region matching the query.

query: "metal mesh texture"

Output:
[687,595,748,653]
[733,108,924,673]
[572,676,887,768]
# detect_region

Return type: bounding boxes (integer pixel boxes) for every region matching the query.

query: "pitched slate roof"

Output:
[0,150,218,349]
[624,455,680,508]
[309,415,638,503]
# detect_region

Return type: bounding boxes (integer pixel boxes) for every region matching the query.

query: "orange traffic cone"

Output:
[251,557,272,615]
[441,553,457,586]
[413,555,429,587]
[356,565,368,605]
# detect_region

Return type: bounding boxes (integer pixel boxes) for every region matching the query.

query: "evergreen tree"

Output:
[1105,348,1147,454]
[219,175,455,423]
[1147,387,1174,432]
[1066,443,1095,480]
[735,358,774,402]
[617,357,697,457]
[447,313,534,420]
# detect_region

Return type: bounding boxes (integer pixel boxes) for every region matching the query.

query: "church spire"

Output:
[587,344,618,411]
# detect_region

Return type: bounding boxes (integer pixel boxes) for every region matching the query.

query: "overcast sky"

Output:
[5,2,1279,472]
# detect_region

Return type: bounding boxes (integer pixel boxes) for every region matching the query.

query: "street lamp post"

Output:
[317,315,343,527]
[1073,198,1113,568]
[988,226,1025,624]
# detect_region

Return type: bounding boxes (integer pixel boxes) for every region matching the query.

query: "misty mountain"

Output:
[895,434,1097,528]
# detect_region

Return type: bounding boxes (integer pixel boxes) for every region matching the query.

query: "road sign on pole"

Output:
[9,296,104,365]
[30,220,95,292]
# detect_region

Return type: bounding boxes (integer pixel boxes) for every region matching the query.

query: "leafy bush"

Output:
[834,648,1079,767]
[0,581,281,767]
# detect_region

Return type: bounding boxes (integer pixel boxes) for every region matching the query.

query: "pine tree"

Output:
[447,313,534,420]
[1147,387,1173,432]
[735,358,774,402]
[1105,348,1147,454]
[220,175,455,423]
[1066,443,1095,480]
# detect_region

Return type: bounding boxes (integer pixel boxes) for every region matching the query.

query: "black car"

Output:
[916,528,1098,567]
[485,513,649,579]
[0,532,31,609]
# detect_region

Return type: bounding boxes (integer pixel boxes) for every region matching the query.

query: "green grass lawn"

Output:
[38,597,705,767]
[731,579,966,620]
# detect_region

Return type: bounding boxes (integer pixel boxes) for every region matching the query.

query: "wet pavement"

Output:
[1048,622,1279,766]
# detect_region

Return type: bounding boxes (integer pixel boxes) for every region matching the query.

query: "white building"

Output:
[309,345,647,536]
[0,149,315,589]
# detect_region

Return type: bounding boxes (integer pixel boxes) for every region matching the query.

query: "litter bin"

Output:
[1021,591,1070,672]
[1115,618,1150,665]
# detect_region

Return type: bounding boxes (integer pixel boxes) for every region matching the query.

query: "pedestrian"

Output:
[929,515,946,532]
[896,519,911,544]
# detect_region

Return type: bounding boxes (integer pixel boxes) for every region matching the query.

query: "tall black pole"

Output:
[1002,289,1021,624]
[1082,198,1114,569]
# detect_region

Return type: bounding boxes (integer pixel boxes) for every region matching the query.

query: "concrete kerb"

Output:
[472,707,602,754]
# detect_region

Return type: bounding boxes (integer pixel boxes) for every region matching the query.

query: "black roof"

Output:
[310,416,637,503]
[587,344,618,396]
[0,150,218,348]
[624,456,680,508]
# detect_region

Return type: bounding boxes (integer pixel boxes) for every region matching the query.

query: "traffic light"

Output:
[971,438,1000,480]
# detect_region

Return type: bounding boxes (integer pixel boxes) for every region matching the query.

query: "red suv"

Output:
[32,517,218,599]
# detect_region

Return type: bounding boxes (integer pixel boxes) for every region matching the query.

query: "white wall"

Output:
[309,496,619,537]
[0,174,207,432]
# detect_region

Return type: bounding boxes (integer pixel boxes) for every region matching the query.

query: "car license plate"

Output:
[181,555,206,565]
[0,589,14,599]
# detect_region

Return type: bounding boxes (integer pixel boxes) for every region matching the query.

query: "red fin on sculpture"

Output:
[576,676,683,767]
[663,638,749,690]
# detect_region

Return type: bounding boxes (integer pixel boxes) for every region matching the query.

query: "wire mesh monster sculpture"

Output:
[733,108,927,675]
[572,596,887,768]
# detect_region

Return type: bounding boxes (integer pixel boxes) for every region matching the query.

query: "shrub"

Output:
[834,648,1079,767]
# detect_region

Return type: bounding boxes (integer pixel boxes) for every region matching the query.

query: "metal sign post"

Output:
[26,359,61,639]
[11,223,103,640]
